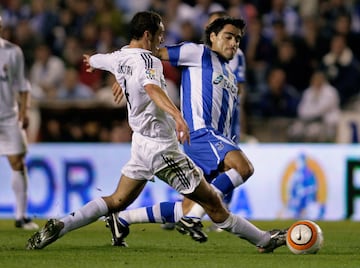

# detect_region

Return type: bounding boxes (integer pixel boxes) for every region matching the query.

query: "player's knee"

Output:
[104,196,126,212]
[235,162,254,181]
[8,157,25,171]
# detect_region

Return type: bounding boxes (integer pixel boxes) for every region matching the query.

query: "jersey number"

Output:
[123,79,131,110]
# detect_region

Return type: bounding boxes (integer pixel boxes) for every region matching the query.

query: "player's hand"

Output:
[83,54,94,73]
[19,115,29,129]
[175,117,190,145]
[112,82,124,104]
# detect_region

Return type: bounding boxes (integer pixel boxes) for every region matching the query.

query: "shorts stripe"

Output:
[161,154,190,189]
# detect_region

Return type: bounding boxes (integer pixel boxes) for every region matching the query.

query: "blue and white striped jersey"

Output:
[229,48,246,84]
[167,42,239,138]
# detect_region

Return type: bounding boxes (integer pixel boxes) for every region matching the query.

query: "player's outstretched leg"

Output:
[26,219,64,250]
[105,213,129,247]
[175,216,208,243]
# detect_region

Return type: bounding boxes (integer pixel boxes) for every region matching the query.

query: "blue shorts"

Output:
[183,128,240,181]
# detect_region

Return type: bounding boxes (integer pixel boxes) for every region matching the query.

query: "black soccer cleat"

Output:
[175,216,208,243]
[105,213,129,247]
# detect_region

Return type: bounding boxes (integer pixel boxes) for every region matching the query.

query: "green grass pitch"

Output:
[0,219,359,268]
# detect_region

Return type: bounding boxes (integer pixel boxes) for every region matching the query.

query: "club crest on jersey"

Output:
[213,75,224,84]
[145,68,156,79]
[215,141,224,151]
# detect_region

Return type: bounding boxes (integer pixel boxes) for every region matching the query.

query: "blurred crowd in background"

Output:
[1,0,360,143]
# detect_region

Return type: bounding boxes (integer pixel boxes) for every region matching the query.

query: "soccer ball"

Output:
[286,220,324,254]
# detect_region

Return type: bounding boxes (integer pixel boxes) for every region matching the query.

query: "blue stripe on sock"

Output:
[160,202,176,223]
[119,217,129,227]
[212,173,234,195]
[146,206,155,223]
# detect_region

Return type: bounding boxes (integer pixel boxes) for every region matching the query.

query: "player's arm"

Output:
[18,90,30,129]
[144,83,189,144]
[14,47,31,129]
[83,53,114,73]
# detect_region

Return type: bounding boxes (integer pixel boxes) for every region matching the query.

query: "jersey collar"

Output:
[121,45,152,54]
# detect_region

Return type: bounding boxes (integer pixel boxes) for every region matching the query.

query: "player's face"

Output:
[151,22,165,55]
[210,24,241,60]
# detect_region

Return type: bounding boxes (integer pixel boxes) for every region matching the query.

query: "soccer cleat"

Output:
[26,219,64,250]
[15,218,39,230]
[257,228,288,253]
[160,222,176,230]
[175,217,208,243]
[105,213,129,247]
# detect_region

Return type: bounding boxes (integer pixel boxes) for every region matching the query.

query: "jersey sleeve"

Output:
[137,55,163,88]
[13,46,31,92]
[89,52,117,73]
[166,42,203,67]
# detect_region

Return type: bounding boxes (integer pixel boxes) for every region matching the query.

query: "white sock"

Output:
[119,201,183,225]
[185,203,206,219]
[11,169,28,220]
[59,197,108,236]
[215,213,270,247]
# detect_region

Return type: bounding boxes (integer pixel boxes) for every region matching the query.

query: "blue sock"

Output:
[118,201,183,225]
[211,169,244,197]
[212,173,234,196]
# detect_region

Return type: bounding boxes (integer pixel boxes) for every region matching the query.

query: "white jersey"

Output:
[167,42,238,137]
[0,38,31,124]
[89,47,176,139]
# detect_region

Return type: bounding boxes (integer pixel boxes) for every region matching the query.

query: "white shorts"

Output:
[122,132,203,195]
[0,122,27,155]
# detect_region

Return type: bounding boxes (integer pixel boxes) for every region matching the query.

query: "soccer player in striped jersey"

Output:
[161,10,247,231]
[204,11,247,231]
[0,15,38,230]
[108,15,287,253]
[27,11,286,252]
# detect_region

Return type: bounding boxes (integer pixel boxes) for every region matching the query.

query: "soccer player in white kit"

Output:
[27,11,285,252]
[0,15,38,230]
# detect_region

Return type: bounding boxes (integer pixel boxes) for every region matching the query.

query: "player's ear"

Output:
[144,31,152,41]
[210,32,217,44]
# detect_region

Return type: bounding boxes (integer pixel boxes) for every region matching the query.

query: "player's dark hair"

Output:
[205,17,246,46]
[129,11,162,40]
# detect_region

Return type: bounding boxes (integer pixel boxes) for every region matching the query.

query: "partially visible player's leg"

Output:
[106,201,183,246]
[118,201,183,225]
[182,131,252,218]
[185,178,287,252]
[26,175,147,249]
[5,124,38,230]
[8,153,38,230]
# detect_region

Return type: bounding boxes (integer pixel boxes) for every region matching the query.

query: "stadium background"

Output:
[1,0,360,221]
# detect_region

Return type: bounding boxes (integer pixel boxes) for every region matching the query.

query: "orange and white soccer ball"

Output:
[286,220,324,254]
